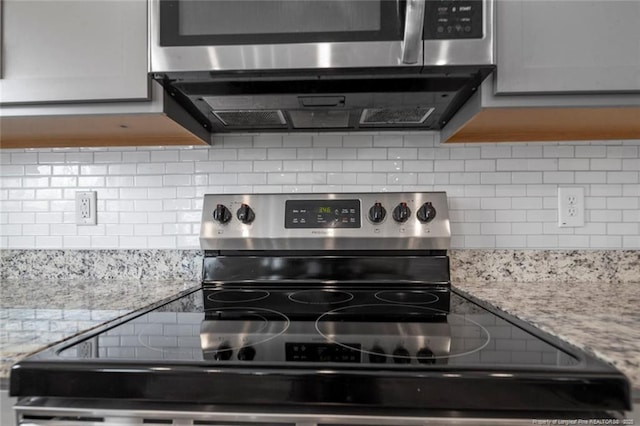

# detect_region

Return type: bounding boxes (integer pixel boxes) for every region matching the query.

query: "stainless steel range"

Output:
[10,193,631,425]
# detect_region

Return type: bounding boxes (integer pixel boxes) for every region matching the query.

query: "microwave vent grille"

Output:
[213,110,287,127]
[360,107,435,125]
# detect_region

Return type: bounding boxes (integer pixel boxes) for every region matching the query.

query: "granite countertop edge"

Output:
[1,279,200,389]
[454,280,640,399]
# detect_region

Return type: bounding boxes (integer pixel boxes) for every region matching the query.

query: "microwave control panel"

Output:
[424,0,483,39]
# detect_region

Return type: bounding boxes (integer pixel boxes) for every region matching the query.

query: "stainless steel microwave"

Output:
[148,0,495,141]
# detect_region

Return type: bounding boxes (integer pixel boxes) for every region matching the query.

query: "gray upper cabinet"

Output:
[496,0,640,94]
[0,0,148,104]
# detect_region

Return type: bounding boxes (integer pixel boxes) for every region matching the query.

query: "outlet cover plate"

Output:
[76,191,97,226]
[558,187,584,227]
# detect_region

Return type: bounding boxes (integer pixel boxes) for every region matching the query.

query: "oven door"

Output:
[149,0,426,72]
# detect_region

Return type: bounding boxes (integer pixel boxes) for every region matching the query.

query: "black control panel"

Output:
[424,0,483,39]
[285,199,361,229]
[286,343,361,363]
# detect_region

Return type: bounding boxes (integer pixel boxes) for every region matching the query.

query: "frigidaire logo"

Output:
[311,231,329,235]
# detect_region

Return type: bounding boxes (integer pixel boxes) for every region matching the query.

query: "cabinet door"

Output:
[0,0,148,104]
[496,0,640,94]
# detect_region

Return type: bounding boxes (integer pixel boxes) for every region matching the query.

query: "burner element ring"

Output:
[374,290,439,305]
[207,290,270,303]
[288,290,354,305]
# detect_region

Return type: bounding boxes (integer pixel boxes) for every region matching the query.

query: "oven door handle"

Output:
[401,0,426,64]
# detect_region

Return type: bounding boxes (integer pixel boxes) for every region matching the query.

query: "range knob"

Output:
[392,202,411,223]
[416,202,437,223]
[368,345,387,364]
[368,202,386,224]
[392,346,411,364]
[213,204,232,224]
[214,343,233,361]
[237,346,256,361]
[416,347,436,364]
[236,203,255,224]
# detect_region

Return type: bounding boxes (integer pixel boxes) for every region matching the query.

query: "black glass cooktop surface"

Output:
[54,287,572,367]
[11,287,630,413]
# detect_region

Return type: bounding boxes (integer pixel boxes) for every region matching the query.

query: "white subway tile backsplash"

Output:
[253,135,283,148]
[328,148,357,159]
[313,135,343,147]
[512,145,543,158]
[94,152,122,163]
[543,146,574,158]
[450,173,479,185]
[591,159,622,171]
[297,173,327,185]
[608,172,638,184]
[220,136,252,148]
[622,184,640,197]
[543,172,574,184]
[179,149,209,162]
[575,146,607,158]
[434,160,464,172]
[481,145,511,159]
[558,159,589,170]
[1,136,638,249]
[267,173,297,185]
[343,135,373,148]
[607,197,639,209]
[328,173,358,185]
[282,135,313,148]
[590,235,622,248]
[11,153,39,164]
[37,153,66,164]
[267,148,297,160]
[388,148,418,160]
[209,149,238,161]
[622,159,640,170]
[465,235,496,248]
[480,172,511,185]
[527,235,558,248]
[373,135,403,147]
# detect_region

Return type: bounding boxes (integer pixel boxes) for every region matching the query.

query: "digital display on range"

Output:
[285,199,361,229]
[286,342,361,363]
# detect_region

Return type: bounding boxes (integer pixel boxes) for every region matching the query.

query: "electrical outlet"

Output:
[76,191,97,225]
[558,187,584,227]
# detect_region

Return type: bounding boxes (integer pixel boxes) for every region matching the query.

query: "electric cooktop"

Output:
[11,285,630,413]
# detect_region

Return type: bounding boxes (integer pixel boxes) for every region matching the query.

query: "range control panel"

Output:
[424,0,483,39]
[200,192,451,251]
[285,199,360,229]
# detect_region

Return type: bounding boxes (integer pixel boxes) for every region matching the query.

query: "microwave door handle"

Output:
[401,0,426,64]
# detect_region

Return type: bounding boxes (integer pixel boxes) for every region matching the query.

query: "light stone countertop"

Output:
[0,279,199,387]
[455,281,640,395]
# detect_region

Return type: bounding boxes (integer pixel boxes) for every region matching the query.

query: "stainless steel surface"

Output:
[423,0,494,67]
[199,192,451,251]
[0,0,148,104]
[440,85,482,142]
[496,0,640,94]
[149,0,420,72]
[1,389,17,426]
[200,320,452,364]
[13,402,556,425]
[401,0,426,65]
